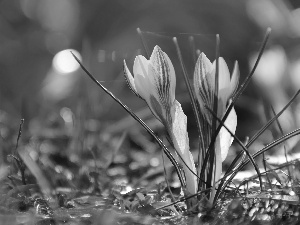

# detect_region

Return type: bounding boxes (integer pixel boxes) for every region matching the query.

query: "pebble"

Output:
[226,192,300,223]
[259,207,264,214]
[286,209,293,215]
[265,199,269,208]
[248,207,258,217]
[242,201,250,210]
[276,208,283,218]
[255,213,271,221]
[272,203,279,211]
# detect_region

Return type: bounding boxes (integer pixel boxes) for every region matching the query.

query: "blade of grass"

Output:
[217,92,300,199]
[219,127,300,196]
[161,150,176,204]
[18,146,53,199]
[199,34,221,194]
[173,37,203,188]
[15,119,24,153]
[264,160,283,185]
[213,28,273,199]
[232,151,246,172]
[210,34,220,200]
[222,27,271,144]
[218,27,271,154]
[105,131,127,169]
[188,36,197,64]
[137,28,150,58]
[12,119,26,185]
[270,105,292,180]
[155,187,212,210]
[237,159,299,189]
[225,90,300,177]
[206,106,263,203]
[222,89,300,188]
[2,184,38,205]
[231,28,271,103]
[247,90,300,147]
[198,107,210,191]
[212,27,271,175]
[262,152,272,189]
[72,52,185,187]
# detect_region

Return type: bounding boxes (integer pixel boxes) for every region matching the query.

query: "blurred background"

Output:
[1,0,300,171]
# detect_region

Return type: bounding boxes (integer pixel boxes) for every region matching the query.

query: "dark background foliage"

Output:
[1,0,300,169]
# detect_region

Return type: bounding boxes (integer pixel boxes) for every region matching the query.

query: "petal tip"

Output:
[198,52,208,62]
[123,60,141,98]
[217,57,229,69]
[229,60,240,98]
[153,45,161,51]
[233,60,240,76]
[198,52,212,66]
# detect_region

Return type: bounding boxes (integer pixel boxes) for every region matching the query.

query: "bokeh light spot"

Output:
[60,107,73,123]
[53,49,81,74]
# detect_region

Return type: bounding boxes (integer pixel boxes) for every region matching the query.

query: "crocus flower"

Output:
[193,53,239,163]
[123,46,197,194]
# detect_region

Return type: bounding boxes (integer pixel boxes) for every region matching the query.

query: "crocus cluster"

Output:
[123,46,238,196]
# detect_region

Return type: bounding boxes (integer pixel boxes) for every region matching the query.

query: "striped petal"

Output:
[135,46,176,126]
[193,53,215,119]
[123,60,141,98]
[149,46,176,103]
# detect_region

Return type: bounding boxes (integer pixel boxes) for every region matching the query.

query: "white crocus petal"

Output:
[193,53,214,116]
[144,47,176,125]
[149,46,176,103]
[185,151,197,194]
[133,55,152,101]
[216,58,231,93]
[133,56,164,123]
[216,107,237,162]
[170,100,197,194]
[229,61,240,98]
[162,51,176,102]
[123,60,141,98]
[212,58,231,113]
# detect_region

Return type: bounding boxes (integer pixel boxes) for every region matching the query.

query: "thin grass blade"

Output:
[206,106,263,203]
[137,28,150,58]
[224,89,300,181]
[173,37,203,188]
[72,52,185,188]
[219,127,300,197]
[270,104,292,179]
[188,36,197,64]
[18,146,53,199]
